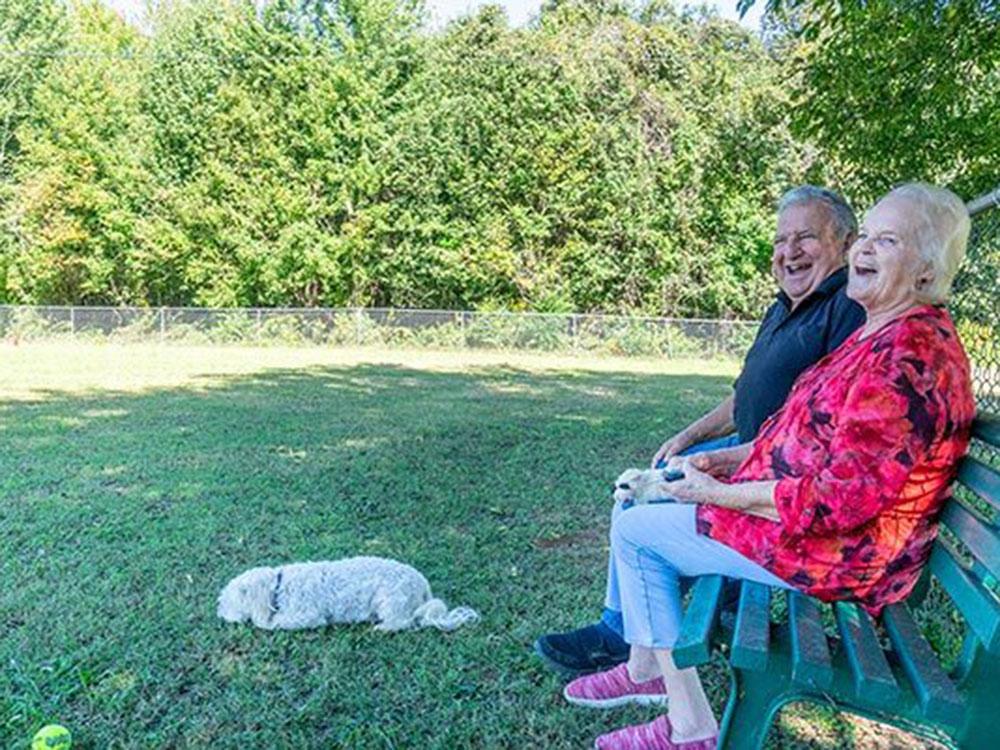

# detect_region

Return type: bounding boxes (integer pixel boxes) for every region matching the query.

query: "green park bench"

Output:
[671,415,1000,749]
[671,186,1000,749]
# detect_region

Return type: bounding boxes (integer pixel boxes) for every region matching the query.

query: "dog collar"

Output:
[268,569,284,618]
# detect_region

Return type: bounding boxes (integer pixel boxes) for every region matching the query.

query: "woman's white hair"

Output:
[889,182,970,304]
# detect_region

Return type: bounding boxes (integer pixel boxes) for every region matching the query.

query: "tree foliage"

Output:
[753,0,999,204]
[0,0,67,178]
[0,0,994,315]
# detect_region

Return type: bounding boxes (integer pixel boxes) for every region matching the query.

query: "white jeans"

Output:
[604,502,792,648]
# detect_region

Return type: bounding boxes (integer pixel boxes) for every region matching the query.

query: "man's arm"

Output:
[651,394,735,468]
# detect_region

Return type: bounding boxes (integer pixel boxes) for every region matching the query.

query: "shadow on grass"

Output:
[0,362,913,749]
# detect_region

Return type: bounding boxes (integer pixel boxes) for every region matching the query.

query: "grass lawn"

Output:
[0,344,943,749]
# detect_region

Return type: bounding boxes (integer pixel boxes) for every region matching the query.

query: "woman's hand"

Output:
[664,461,727,505]
[667,457,781,521]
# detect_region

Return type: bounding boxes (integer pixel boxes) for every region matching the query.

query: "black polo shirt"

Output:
[732,267,865,442]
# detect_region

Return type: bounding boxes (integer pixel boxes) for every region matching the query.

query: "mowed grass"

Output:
[0,344,939,749]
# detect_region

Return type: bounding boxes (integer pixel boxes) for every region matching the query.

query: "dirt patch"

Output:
[534,527,604,549]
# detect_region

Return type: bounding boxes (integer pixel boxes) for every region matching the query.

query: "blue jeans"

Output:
[604,503,792,647]
[600,434,742,638]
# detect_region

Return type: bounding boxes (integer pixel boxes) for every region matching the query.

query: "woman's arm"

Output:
[667,463,780,521]
[712,478,780,521]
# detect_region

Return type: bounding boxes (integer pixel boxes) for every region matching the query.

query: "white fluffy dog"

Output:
[217,556,479,632]
[613,467,682,505]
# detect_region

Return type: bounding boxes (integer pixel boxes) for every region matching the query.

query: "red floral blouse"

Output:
[697,305,975,614]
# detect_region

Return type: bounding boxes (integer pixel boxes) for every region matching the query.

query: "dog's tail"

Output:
[412,598,479,631]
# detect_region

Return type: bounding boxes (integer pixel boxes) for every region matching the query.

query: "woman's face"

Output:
[847,196,930,315]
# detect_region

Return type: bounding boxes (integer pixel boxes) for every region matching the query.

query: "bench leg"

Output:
[954,639,1000,750]
[718,668,790,750]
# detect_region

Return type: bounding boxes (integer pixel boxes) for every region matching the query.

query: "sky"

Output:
[102,0,766,32]
[422,1,765,29]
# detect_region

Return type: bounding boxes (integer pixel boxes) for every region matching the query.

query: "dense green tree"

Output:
[748,0,1000,203]
[339,2,811,314]
[4,0,149,304]
[0,0,68,292]
[0,0,67,179]
[1,0,992,315]
[136,0,425,306]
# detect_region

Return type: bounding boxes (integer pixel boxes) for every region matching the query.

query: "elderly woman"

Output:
[564,183,976,750]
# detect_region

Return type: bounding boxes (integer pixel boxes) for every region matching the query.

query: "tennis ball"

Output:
[32,724,72,750]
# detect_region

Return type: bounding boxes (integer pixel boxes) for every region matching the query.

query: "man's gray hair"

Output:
[888,183,970,305]
[778,185,858,244]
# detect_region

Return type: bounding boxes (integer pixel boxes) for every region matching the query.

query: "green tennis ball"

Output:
[32,724,72,750]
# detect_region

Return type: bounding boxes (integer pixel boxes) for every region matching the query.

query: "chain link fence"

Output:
[952,186,1000,417]
[0,305,760,361]
[951,186,1000,552]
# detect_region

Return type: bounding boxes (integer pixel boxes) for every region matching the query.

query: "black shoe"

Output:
[534,621,630,678]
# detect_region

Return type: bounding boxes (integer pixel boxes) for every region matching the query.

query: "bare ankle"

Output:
[625,662,659,683]
[668,712,718,743]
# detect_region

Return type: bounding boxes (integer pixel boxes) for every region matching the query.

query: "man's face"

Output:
[771,202,849,306]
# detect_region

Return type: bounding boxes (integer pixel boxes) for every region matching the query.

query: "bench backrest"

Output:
[924,188,1000,660]
[929,416,1000,652]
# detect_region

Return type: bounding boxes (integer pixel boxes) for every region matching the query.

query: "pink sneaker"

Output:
[563,664,667,709]
[594,716,718,750]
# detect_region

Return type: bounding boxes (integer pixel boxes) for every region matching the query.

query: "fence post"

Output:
[255,309,262,344]
[70,306,76,338]
[159,307,166,343]
[571,314,579,354]
[459,311,466,348]
[355,308,363,346]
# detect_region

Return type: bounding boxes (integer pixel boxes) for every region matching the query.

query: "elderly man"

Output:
[535,185,866,676]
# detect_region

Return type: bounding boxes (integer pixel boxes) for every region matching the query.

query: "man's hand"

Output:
[666,445,748,480]
[664,454,688,476]
[651,430,694,468]
[665,452,720,478]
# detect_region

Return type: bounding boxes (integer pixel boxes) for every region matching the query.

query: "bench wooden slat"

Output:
[882,603,965,726]
[972,415,1000,448]
[957,456,1000,512]
[834,602,899,706]
[673,575,724,668]
[930,543,1000,652]
[941,500,1000,578]
[789,592,834,688]
[731,581,770,671]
